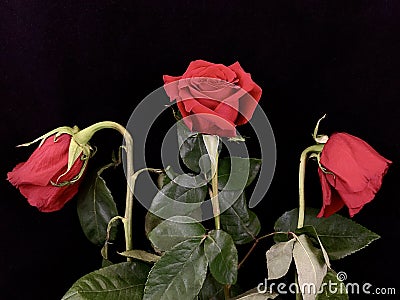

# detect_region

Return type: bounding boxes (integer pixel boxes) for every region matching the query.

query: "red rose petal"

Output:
[321,133,391,193]
[185,113,236,137]
[317,169,345,217]
[317,132,391,217]
[163,60,262,136]
[7,134,85,212]
[163,75,182,102]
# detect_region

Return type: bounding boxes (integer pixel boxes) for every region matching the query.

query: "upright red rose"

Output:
[317,132,392,218]
[163,59,262,137]
[7,134,85,212]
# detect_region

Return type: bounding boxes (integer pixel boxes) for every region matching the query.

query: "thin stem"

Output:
[211,151,220,230]
[297,144,324,229]
[102,215,125,260]
[224,285,230,299]
[237,239,259,270]
[237,232,290,270]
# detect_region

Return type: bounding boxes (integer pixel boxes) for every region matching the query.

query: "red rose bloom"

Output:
[7,134,85,212]
[317,132,392,218]
[163,60,262,137]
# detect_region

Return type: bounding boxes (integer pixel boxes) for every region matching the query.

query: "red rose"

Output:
[7,134,85,212]
[317,132,392,218]
[163,60,262,137]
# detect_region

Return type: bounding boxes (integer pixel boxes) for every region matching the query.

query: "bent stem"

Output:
[107,123,135,254]
[78,121,135,254]
[297,144,324,228]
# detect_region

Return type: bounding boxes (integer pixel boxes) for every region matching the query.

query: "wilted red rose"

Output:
[163,59,262,137]
[7,134,85,212]
[317,132,392,218]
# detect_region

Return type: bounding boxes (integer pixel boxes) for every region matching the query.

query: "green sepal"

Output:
[16,125,79,148]
[17,125,93,187]
[312,114,329,144]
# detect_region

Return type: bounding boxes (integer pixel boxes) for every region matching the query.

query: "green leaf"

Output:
[197,274,242,300]
[218,157,262,190]
[118,250,160,263]
[145,212,164,237]
[178,122,208,173]
[266,238,295,280]
[77,170,118,246]
[143,238,208,300]
[316,270,349,300]
[205,230,238,285]
[293,235,327,300]
[232,288,279,299]
[177,122,223,175]
[177,118,196,144]
[274,208,380,260]
[148,216,206,252]
[163,165,203,189]
[62,262,151,300]
[198,273,225,300]
[101,258,113,268]
[220,192,261,244]
[149,180,207,220]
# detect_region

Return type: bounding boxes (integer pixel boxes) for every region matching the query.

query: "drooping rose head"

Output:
[163,60,262,137]
[317,132,392,218]
[8,134,87,212]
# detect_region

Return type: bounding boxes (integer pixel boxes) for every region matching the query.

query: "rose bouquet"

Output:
[8,60,391,300]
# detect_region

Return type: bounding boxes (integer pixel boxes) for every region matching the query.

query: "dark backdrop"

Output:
[1,1,399,299]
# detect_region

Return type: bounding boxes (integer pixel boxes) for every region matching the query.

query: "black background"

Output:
[1,1,400,299]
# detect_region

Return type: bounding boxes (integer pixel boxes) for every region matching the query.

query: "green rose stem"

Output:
[203,135,221,230]
[203,135,229,297]
[75,121,135,254]
[211,152,221,230]
[297,144,324,228]
[211,168,228,300]
[295,116,327,299]
[297,115,328,228]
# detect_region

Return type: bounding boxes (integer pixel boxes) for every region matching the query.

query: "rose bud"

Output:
[163,60,262,137]
[317,132,392,218]
[8,126,92,212]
